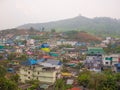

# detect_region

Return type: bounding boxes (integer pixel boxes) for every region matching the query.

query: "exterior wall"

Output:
[19,66,57,83]
[27,39,35,46]
[102,59,111,66]
[67,53,77,57]
[16,49,23,53]
[57,41,77,46]
[103,54,119,66]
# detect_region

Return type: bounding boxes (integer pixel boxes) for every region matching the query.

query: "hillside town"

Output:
[0,29,120,90]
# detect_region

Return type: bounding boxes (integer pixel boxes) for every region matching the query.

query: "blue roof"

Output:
[22,58,37,66]
[37,58,45,63]
[8,68,14,72]
[28,58,37,65]
[41,43,49,48]
[114,63,120,67]
[7,39,14,44]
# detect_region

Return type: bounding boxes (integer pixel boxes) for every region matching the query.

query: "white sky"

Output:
[0,0,120,30]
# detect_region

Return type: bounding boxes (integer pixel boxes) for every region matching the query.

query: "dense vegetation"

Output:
[77,70,120,90]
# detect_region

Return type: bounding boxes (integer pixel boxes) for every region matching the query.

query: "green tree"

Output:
[98,74,118,90]
[77,70,91,87]
[0,66,6,77]
[0,77,18,90]
[8,53,16,60]
[0,55,3,59]
[55,79,66,90]
[17,54,27,61]
[51,29,56,33]
[10,74,19,83]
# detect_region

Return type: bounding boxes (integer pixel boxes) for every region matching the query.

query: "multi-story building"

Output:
[84,47,104,72]
[19,64,58,84]
[103,54,120,66]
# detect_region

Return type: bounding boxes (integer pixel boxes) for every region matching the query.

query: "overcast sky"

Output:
[0,0,120,30]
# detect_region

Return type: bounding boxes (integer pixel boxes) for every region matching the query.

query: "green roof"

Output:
[49,52,59,57]
[105,57,112,61]
[0,45,4,49]
[87,47,104,55]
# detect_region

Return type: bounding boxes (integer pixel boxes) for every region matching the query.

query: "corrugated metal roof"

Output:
[45,59,62,65]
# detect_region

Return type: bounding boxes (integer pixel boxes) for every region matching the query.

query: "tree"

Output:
[10,74,19,83]
[17,54,27,61]
[51,29,56,33]
[0,55,3,59]
[77,70,91,88]
[77,70,119,90]
[8,53,16,60]
[0,65,18,90]
[98,74,118,90]
[55,79,66,90]
[0,77,18,90]
[0,66,6,77]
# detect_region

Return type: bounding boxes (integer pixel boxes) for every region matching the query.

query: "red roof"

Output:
[71,87,81,90]
[70,60,80,64]
[43,55,53,59]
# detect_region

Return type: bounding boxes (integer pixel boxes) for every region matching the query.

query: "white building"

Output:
[57,40,77,46]
[27,39,35,46]
[19,65,58,83]
[103,54,120,66]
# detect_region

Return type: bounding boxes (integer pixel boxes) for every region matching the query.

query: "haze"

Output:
[0,0,120,30]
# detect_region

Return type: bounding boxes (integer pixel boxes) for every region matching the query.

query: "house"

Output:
[15,46,23,54]
[86,47,104,55]
[0,45,5,53]
[75,42,86,47]
[103,54,120,66]
[66,79,74,85]
[38,59,62,70]
[63,48,79,58]
[6,39,14,46]
[113,63,120,72]
[10,60,20,65]
[19,58,62,83]
[19,64,58,83]
[84,47,104,72]
[27,39,35,46]
[57,39,77,46]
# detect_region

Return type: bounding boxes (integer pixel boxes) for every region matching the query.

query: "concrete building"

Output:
[84,47,104,72]
[27,39,35,46]
[19,64,57,83]
[57,39,77,46]
[103,54,120,66]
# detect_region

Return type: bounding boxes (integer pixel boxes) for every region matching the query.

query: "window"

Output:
[38,72,39,75]
[36,77,38,80]
[105,62,108,64]
[28,72,30,74]
[117,67,120,69]
[28,77,30,79]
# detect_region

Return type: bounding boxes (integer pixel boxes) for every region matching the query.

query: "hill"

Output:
[0,28,41,38]
[17,15,120,37]
[63,31,102,42]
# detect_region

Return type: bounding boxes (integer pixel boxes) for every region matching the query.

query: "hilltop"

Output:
[17,15,120,36]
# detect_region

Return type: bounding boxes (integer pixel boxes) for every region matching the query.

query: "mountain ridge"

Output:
[17,15,120,33]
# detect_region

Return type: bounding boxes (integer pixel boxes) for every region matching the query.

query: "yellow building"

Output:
[19,65,57,84]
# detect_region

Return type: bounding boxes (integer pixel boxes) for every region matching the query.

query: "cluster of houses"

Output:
[83,47,120,72]
[1,32,120,90]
